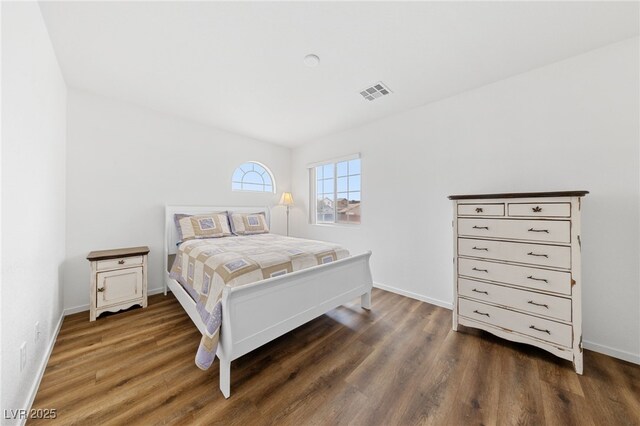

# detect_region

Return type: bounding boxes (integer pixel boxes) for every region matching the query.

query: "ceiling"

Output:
[39,2,639,147]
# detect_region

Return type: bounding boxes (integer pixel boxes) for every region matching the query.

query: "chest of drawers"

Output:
[449,191,588,373]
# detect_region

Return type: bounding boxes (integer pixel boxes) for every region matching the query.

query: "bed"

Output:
[163,205,373,398]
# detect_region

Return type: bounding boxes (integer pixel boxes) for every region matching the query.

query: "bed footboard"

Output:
[217,251,373,397]
[165,250,373,399]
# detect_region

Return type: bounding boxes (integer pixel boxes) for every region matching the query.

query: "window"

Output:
[232,162,275,193]
[312,157,361,224]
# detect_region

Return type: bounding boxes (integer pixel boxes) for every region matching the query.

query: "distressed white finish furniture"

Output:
[449,191,588,373]
[88,246,149,321]
[164,205,373,398]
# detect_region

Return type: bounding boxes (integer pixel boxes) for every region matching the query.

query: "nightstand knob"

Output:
[97,287,105,292]
[118,260,125,265]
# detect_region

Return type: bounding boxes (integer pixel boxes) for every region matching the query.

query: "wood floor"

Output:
[31,289,639,425]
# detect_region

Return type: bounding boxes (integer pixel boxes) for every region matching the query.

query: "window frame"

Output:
[231,161,276,194]
[309,154,361,226]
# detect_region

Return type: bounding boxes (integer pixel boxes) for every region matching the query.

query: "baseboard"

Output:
[583,340,640,365]
[64,303,89,315]
[21,310,65,426]
[63,287,166,315]
[373,282,453,309]
[373,282,640,365]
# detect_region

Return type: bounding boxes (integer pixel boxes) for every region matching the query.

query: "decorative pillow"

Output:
[228,212,270,235]
[174,212,232,243]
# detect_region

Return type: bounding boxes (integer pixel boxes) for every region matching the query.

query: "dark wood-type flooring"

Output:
[30,289,640,425]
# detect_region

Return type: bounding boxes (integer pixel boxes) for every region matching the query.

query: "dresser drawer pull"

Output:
[527,252,548,258]
[118,260,126,265]
[532,206,543,213]
[472,289,489,295]
[529,325,551,334]
[527,275,548,283]
[472,247,489,251]
[97,287,105,292]
[475,208,483,213]
[473,310,490,317]
[473,226,489,230]
[472,267,488,273]
[527,300,549,309]
[528,228,549,233]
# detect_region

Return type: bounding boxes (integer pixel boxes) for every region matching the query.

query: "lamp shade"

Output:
[279,192,294,206]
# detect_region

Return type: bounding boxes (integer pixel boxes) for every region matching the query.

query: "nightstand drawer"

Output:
[458,298,572,347]
[508,202,571,218]
[457,203,504,217]
[458,278,572,321]
[96,267,143,308]
[97,256,143,271]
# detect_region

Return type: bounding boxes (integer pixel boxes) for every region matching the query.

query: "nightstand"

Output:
[87,246,150,321]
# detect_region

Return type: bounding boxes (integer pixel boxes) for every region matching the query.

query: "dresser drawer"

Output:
[458,238,571,269]
[458,258,571,295]
[97,256,144,271]
[458,298,572,347]
[458,218,570,244]
[458,278,572,322]
[508,203,570,218]
[457,203,504,217]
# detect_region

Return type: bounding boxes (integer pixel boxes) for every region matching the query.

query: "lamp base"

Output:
[286,206,290,236]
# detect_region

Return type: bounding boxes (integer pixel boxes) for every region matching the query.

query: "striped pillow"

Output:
[174,212,232,243]
[229,212,269,235]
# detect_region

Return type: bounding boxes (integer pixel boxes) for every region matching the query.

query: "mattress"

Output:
[169,233,349,369]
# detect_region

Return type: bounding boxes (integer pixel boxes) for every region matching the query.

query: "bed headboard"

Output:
[164,205,271,267]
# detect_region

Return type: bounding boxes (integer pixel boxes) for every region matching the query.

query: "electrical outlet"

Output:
[20,342,27,372]
[35,321,41,343]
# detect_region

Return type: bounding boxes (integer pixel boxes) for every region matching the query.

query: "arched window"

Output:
[232,161,275,193]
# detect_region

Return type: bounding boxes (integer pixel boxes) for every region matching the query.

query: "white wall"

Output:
[65,90,291,311]
[291,37,640,363]
[1,1,67,418]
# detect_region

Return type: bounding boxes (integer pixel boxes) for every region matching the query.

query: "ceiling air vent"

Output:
[359,82,392,101]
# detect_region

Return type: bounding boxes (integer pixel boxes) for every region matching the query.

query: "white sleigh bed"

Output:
[163,205,373,398]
